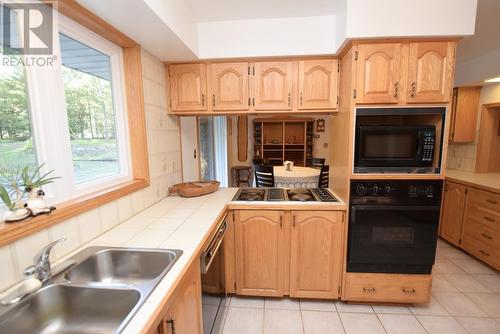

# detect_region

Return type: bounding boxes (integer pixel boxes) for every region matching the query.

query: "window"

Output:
[0,9,130,212]
[198,116,228,187]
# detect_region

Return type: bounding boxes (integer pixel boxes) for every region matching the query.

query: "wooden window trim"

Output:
[0,1,150,247]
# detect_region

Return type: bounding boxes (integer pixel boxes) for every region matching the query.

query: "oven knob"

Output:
[384,185,392,194]
[355,185,367,196]
[372,185,380,194]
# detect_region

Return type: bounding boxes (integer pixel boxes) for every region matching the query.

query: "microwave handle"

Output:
[416,131,426,160]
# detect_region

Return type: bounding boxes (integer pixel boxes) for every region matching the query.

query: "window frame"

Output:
[0,2,149,247]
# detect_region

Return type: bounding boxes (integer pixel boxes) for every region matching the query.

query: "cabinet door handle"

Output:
[288,93,291,107]
[486,199,498,205]
[201,94,205,106]
[300,92,303,106]
[394,82,399,98]
[484,216,495,223]
[402,288,416,294]
[362,287,376,293]
[481,233,493,240]
[212,94,216,107]
[293,215,296,228]
[166,319,176,334]
[410,82,416,98]
[279,216,282,228]
[479,250,491,257]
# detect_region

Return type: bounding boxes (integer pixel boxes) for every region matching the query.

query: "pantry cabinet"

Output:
[407,42,455,103]
[355,43,401,104]
[234,210,288,296]
[168,63,207,111]
[289,211,344,299]
[253,61,293,110]
[233,209,345,298]
[210,62,249,111]
[439,181,467,246]
[298,59,338,110]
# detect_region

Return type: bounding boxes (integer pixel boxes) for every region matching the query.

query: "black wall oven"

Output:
[347,180,442,274]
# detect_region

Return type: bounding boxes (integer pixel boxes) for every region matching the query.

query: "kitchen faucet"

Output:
[23,238,68,283]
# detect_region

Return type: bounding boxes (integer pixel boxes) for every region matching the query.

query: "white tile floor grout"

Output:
[203,238,500,333]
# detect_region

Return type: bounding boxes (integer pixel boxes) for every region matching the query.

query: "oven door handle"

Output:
[350,205,441,211]
[200,214,228,274]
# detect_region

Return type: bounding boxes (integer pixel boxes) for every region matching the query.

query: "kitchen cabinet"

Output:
[298,59,338,110]
[289,211,344,299]
[234,210,288,297]
[210,62,249,111]
[168,63,207,111]
[407,42,455,103]
[253,61,293,110]
[439,181,467,246]
[449,87,481,142]
[154,260,202,334]
[355,43,401,104]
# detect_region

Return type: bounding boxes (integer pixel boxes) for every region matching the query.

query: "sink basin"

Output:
[0,284,141,334]
[66,248,182,286]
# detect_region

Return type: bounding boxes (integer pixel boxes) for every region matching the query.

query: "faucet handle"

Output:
[33,238,66,264]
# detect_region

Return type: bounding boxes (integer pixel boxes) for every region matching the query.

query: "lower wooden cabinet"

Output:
[439,181,467,246]
[154,260,203,334]
[344,273,432,303]
[233,209,345,299]
[290,211,344,299]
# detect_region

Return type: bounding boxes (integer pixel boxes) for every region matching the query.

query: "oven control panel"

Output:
[351,180,443,205]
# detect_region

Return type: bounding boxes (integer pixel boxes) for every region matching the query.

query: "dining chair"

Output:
[318,165,329,188]
[306,158,326,168]
[252,158,269,166]
[254,165,275,188]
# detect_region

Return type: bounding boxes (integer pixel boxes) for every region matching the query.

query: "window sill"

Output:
[0,179,149,247]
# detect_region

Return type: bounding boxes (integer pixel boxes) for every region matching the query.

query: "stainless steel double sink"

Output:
[0,246,183,333]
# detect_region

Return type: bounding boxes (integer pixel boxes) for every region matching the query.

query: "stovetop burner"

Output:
[233,188,339,202]
[236,188,265,201]
[287,189,316,202]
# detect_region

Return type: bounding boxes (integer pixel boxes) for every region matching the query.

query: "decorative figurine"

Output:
[25,187,56,216]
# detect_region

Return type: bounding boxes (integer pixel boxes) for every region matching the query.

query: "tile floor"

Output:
[202,238,500,333]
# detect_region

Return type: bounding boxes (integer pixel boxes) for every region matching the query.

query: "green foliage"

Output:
[21,163,59,189]
[0,183,14,210]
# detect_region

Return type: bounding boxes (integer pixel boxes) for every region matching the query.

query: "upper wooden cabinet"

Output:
[407,42,455,103]
[449,86,481,142]
[355,43,401,104]
[298,59,338,110]
[289,211,344,299]
[253,61,293,110]
[439,181,467,247]
[234,210,287,297]
[210,62,249,111]
[168,64,207,111]
[354,41,455,105]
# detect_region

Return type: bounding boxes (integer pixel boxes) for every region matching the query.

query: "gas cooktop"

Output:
[233,188,338,202]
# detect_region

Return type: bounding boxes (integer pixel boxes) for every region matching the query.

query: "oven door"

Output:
[355,126,423,167]
[347,204,440,274]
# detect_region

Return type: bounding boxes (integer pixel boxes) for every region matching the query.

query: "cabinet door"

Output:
[450,87,481,142]
[253,61,293,110]
[355,43,401,104]
[407,42,454,103]
[163,262,203,334]
[210,62,249,110]
[290,211,343,299]
[298,59,338,110]
[235,210,287,297]
[439,181,467,246]
[169,64,207,111]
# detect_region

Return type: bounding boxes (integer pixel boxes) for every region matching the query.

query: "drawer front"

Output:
[468,188,500,212]
[463,217,500,248]
[466,203,500,233]
[462,234,500,270]
[344,273,431,303]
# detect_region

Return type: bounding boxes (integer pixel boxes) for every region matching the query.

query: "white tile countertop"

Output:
[12,187,346,333]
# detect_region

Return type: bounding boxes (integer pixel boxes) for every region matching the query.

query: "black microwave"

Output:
[354,125,436,173]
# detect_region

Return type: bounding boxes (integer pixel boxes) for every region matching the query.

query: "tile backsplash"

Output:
[446,142,477,172]
[0,49,182,292]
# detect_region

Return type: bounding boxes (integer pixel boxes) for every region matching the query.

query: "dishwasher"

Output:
[200,213,227,334]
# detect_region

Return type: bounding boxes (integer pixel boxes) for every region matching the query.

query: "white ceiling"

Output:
[184,0,338,22]
[456,0,500,64]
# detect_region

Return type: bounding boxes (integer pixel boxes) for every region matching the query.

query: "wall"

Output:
[0,49,182,292]
[228,115,331,185]
[447,83,500,171]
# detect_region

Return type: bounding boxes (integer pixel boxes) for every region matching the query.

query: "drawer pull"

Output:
[362,287,376,293]
[479,250,491,257]
[486,199,498,205]
[481,233,493,240]
[402,288,416,294]
[484,216,495,223]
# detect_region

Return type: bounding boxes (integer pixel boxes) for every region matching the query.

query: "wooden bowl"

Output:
[168,181,220,198]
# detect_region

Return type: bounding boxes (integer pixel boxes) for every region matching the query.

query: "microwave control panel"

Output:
[421,131,435,162]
